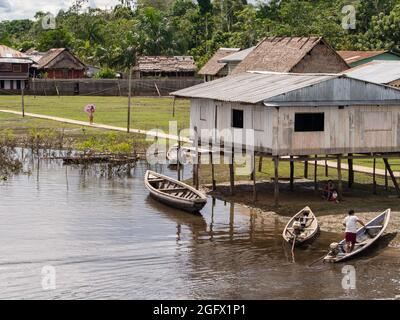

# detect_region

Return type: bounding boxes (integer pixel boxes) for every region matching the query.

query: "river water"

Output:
[0,154,399,300]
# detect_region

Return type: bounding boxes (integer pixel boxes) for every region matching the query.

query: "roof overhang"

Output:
[0,58,32,64]
[264,100,400,107]
[0,76,29,80]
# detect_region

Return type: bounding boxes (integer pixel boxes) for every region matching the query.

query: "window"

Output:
[12,64,22,73]
[295,113,324,132]
[0,63,12,72]
[16,80,21,90]
[10,80,14,90]
[232,109,244,129]
[0,80,4,89]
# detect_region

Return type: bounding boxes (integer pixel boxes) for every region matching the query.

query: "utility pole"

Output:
[127,65,132,133]
[21,85,25,118]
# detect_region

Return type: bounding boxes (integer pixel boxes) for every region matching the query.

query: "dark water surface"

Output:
[0,155,399,300]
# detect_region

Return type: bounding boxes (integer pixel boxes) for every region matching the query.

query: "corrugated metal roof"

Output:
[338,50,388,63]
[344,61,400,84]
[0,58,32,64]
[0,45,27,58]
[171,72,339,104]
[219,46,256,63]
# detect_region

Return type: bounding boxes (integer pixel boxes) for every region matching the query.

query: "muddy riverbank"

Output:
[203,181,400,246]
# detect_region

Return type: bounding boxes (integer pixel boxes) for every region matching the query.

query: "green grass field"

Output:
[0,95,190,132]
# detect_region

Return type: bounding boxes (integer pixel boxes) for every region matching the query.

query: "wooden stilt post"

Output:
[177,131,181,182]
[193,126,199,189]
[348,153,354,188]
[373,158,377,195]
[337,155,343,201]
[385,167,389,191]
[196,151,200,190]
[21,86,25,118]
[229,147,235,195]
[290,156,294,192]
[258,156,263,172]
[383,158,400,197]
[210,140,216,191]
[274,156,279,206]
[314,155,318,192]
[304,156,309,179]
[325,159,329,177]
[253,152,257,202]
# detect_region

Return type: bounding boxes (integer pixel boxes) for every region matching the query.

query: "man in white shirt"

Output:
[343,210,366,253]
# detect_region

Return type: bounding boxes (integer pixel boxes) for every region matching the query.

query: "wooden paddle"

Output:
[308,252,329,267]
[291,235,297,263]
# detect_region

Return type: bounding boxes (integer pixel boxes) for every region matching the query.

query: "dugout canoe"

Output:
[283,207,320,246]
[324,209,391,263]
[144,170,207,213]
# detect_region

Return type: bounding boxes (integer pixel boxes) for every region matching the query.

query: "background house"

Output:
[27,48,86,79]
[134,56,197,78]
[231,37,349,75]
[344,61,400,88]
[338,50,400,67]
[0,45,32,91]
[198,48,240,82]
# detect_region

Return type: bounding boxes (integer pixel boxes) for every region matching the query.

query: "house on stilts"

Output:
[172,71,400,205]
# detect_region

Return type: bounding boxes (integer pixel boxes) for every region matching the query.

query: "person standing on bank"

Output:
[85,104,96,125]
[343,210,366,253]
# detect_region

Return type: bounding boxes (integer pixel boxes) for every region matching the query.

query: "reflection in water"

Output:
[0,151,399,300]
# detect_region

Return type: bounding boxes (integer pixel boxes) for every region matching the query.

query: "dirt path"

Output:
[0,109,190,142]
[316,160,400,178]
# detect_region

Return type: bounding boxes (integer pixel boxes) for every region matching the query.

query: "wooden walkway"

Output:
[0,109,191,143]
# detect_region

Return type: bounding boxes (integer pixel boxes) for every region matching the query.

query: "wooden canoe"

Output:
[283,206,320,246]
[324,209,391,263]
[144,170,207,213]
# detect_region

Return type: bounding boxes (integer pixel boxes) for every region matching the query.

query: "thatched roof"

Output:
[198,48,240,76]
[135,56,197,73]
[232,37,345,74]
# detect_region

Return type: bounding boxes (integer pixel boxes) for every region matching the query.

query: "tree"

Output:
[198,0,212,15]
[37,28,74,51]
[357,4,400,51]
[357,0,397,33]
